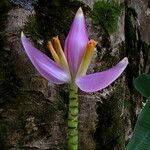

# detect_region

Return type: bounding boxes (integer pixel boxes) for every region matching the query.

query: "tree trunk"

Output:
[0,0,149,150]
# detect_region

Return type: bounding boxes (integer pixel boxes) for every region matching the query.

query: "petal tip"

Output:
[21,31,25,38]
[122,57,129,65]
[77,7,83,16]
[123,57,128,62]
[76,57,129,92]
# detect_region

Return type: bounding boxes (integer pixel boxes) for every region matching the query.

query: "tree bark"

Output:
[0,0,149,150]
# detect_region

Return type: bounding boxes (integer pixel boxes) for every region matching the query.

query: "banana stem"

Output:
[68,83,78,150]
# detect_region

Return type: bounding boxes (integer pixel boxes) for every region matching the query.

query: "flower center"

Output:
[47,36,70,75]
[48,36,97,79]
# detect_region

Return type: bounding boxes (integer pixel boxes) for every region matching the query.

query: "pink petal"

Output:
[21,32,70,84]
[64,7,88,76]
[75,57,128,92]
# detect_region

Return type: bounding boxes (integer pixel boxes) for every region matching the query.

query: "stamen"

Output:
[86,40,97,50]
[47,41,60,64]
[76,40,97,76]
[53,36,70,73]
[53,36,63,53]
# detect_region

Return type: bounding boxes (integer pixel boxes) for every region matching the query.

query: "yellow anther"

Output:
[52,36,63,54]
[86,40,97,50]
[53,36,70,73]
[77,40,97,76]
[47,41,60,64]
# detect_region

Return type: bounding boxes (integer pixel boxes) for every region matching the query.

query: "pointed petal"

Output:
[75,57,128,92]
[64,7,89,76]
[21,32,70,84]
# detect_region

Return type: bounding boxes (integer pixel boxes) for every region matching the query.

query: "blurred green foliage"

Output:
[91,0,123,34]
[133,73,150,98]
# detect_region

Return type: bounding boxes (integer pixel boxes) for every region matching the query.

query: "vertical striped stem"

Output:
[68,83,78,150]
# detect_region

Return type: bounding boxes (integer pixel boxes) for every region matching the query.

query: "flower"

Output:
[21,7,128,92]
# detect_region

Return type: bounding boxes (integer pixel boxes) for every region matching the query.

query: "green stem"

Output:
[68,83,78,150]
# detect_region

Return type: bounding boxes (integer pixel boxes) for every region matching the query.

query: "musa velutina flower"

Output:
[21,8,128,93]
[21,7,128,150]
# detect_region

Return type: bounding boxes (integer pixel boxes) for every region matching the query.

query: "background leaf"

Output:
[126,97,150,150]
[133,73,150,98]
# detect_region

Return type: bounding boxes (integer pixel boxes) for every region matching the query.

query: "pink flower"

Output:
[21,7,128,92]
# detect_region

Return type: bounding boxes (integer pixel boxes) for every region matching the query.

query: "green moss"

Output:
[0,0,10,22]
[94,83,125,149]
[91,0,123,35]
[35,0,88,39]
[0,1,22,105]
[111,84,125,149]
[24,15,41,42]
[17,92,55,139]
[95,52,118,72]
[23,0,88,59]
[0,46,23,105]
[125,7,146,90]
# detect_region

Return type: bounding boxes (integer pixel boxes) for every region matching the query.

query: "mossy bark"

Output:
[0,0,149,150]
